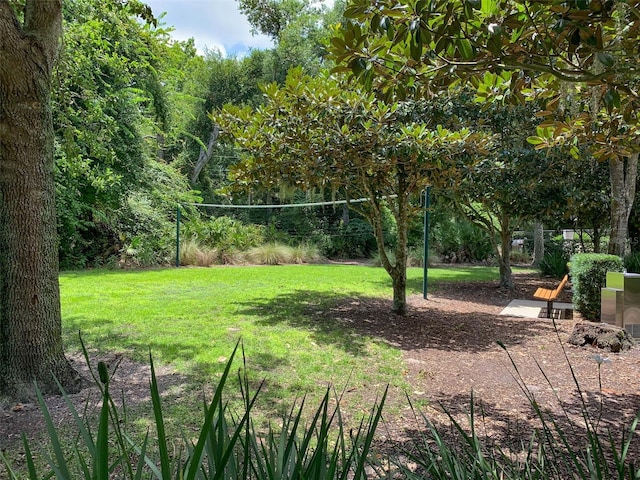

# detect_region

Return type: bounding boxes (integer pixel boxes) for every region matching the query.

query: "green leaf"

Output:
[457,38,474,60]
[481,0,499,16]
[150,352,172,480]
[330,36,347,50]
[596,52,615,67]
[34,383,73,480]
[603,88,621,111]
[410,39,422,61]
[95,377,110,480]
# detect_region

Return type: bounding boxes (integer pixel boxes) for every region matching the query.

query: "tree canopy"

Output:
[329,0,640,255]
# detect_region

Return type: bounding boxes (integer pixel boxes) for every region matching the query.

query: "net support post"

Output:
[175,204,181,267]
[422,187,431,299]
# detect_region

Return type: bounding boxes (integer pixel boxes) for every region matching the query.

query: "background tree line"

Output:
[51,0,625,274]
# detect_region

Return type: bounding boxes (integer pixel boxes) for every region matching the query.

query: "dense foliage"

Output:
[44,0,632,274]
[570,253,624,320]
[330,0,640,256]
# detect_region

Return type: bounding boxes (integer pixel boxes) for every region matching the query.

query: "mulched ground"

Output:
[2,269,640,470]
[324,271,640,463]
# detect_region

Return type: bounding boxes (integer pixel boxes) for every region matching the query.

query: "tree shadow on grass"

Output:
[234,289,558,355]
[63,315,290,382]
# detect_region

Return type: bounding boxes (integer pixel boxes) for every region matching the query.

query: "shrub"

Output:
[570,253,623,321]
[407,245,426,267]
[291,243,325,264]
[539,239,571,278]
[624,251,640,273]
[244,243,295,265]
[244,242,325,265]
[431,217,494,263]
[183,216,266,252]
[324,219,377,258]
[509,249,532,264]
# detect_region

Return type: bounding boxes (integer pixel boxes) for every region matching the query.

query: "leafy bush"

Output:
[182,216,266,252]
[570,253,623,321]
[509,248,532,264]
[323,219,377,258]
[431,217,494,263]
[624,252,640,273]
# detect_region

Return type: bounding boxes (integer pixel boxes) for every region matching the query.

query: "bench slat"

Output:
[534,288,554,300]
[533,275,569,319]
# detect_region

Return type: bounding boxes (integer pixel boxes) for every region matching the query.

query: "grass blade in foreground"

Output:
[149,352,171,480]
[184,340,240,480]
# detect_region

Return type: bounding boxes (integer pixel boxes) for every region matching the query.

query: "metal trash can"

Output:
[601,271,640,337]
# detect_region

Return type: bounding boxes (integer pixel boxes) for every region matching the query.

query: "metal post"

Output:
[175,205,181,267]
[423,187,431,299]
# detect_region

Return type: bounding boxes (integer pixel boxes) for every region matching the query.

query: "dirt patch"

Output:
[2,271,639,464]
[0,352,187,453]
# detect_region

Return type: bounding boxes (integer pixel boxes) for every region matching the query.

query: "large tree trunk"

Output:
[497,213,513,290]
[608,154,638,256]
[0,1,80,400]
[532,220,544,267]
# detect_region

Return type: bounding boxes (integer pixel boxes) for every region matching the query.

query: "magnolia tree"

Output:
[215,69,488,315]
[330,0,640,256]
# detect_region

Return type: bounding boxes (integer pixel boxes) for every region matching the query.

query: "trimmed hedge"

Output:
[570,253,623,321]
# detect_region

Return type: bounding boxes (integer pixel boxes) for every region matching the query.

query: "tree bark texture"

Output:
[532,220,544,267]
[0,1,80,399]
[363,167,408,315]
[497,213,513,290]
[608,153,638,257]
[390,166,409,315]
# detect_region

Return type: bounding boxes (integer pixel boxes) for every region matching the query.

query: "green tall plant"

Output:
[0,340,385,480]
[395,339,640,479]
[539,240,571,279]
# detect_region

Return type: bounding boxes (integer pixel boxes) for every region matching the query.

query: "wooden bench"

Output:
[534,274,569,318]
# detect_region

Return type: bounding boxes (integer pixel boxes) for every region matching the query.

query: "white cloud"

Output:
[145,0,274,56]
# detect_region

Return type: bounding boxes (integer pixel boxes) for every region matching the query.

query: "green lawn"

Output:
[60,264,498,417]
